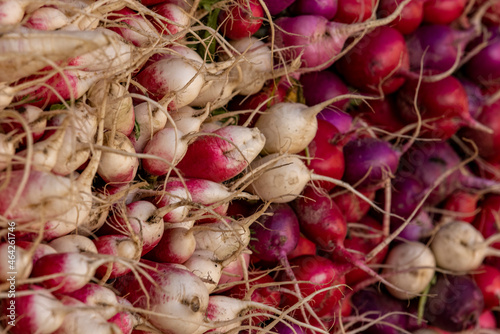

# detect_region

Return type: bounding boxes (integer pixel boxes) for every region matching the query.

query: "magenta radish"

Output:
[463,27,500,87]
[98,131,139,185]
[145,226,196,263]
[183,249,223,293]
[0,242,33,281]
[0,28,110,82]
[31,252,105,293]
[218,0,264,39]
[332,188,375,222]
[353,94,409,133]
[24,6,70,30]
[300,70,350,112]
[87,81,135,136]
[2,285,66,334]
[142,127,188,176]
[107,7,159,47]
[333,0,375,23]
[66,283,119,319]
[176,125,265,183]
[430,221,500,272]
[149,3,190,37]
[49,235,98,254]
[274,0,411,70]
[114,261,209,334]
[472,264,500,310]
[108,296,137,334]
[132,56,205,108]
[336,26,410,94]
[93,234,142,279]
[290,0,337,19]
[261,0,295,15]
[377,0,425,35]
[103,200,163,256]
[54,295,122,334]
[130,101,168,153]
[422,0,467,24]
[382,241,436,299]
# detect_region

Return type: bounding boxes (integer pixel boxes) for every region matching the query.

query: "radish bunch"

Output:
[1,0,500,333]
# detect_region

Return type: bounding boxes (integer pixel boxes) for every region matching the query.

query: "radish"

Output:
[0,242,33,282]
[430,221,500,272]
[290,0,337,19]
[145,226,196,263]
[108,296,138,334]
[131,101,168,153]
[98,131,139,185]
[218,0,264,39]
[471,264,500,310]
[54,295,122,334]
[151,179,192,223]
[217,252,250,292]
[87,81,135,136]
[261,0,295,15]
[300,70,350,113]
[333,0,375,23]
[377,0,425,35]
[165,105,209,135]
[31,252,105,293]
[176,125,266,183]
[382,241,436,300]
[142,127,188,176]
[24,7,71,31]
[183,249,223,293]
[422,0,467,24]
[2,285,66,334]
[149,3,190,38]
[49,235,98,254]
[66,283,120,320]
[0,133,14,170]
[274,0,412,70]
[93,234,142,279]
[107,7,159,47]
[0,104,46,147]
[332,188,375,223]
[0,28,110,82]
[441,190,479,223]
[17,241,57,264]
[114,261,209,334]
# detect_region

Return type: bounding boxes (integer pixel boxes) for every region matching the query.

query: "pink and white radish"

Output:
[66,283,120,320]
[2,285,66,334]
[106,7,159,47]
[149,2,191,37]
[166,105,209,134]
[145,226,196,263]
[431,221,500,272]
[17,241,57,264]
[382,241,436,300]
[114,261,209,334]
[108,296,138,334]
[97,131,139,185]
[217,252,250,292]
[93,234,142,279]
[1,104,46,147]
[183,249,223,293]
[142,127,189,176]
[48,235,98,254]
[24,7,71,30]
[176,125,266,183]
[0,242,33,282]
[131,101,168,153]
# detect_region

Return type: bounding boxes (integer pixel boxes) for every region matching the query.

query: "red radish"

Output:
[184,249,223,293]
[31,252,105,293]
[0,242,33,282]
[49,235,98,254]
[333,0,374,23]
[98,131,139,185]
[130,101,168,153]
[395,76,492,139]
[87,81,135,136]
[2,285,66,334]
[145,226,196,263]
[151,180,192,223]
[24,6,70,30]
[472,264,500,310]
[108,297,137,334]
[149,3,190,37]
[288,234,317,259]
[54,295,122,334]
[261,0,295,15]
[66,283,119,319]
[217,252,250,292]
[114,261,209,334]
[431,221,500,272]
[107,8,158,47]
[478,309,497,328]
[291,0,337,19]
[0,28,110,82]
[93,234,142,279]
[441,191,479,223]
[103,200,163,256]
[336,26,410,94]
[377,0,425,35]
[353,95,409,133]
[17,241,57,264]
[422,0,467,25]
[176,125,265,183]
[332,189,375,222]
[382,241,436,299]
[142,127,189,176]
[218,0,263,39]
[132,56,205,108]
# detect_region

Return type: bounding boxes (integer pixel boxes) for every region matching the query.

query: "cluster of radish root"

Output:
[2,0,500,333]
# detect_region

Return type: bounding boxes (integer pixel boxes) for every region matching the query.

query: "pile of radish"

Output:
[2,0,500,333]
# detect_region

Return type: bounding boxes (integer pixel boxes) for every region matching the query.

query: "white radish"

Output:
[2,105,47,145]
[183,250,223,293]
[49,235,98,254]
[430,221,500,272]
[166,105,209,134]
[142,127,189,176]
[0,133,14,170]
[0,242,33,281]
[382,242,436,300]
[97,131,139,185]
[24,7,70,30]
[87,80,135,136]
[106,7,159,47]
[114,262,209,334]
[67,283,120,320]
[131,101,168,153]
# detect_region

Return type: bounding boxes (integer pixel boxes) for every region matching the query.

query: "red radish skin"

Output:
[145,226,196,264]
[176,126,265,183]
[151,180,192,223]
[353,95,407,133]
[66,283,119,320]
[377,0,425,35]
[291,0,338,19]
[333,0,374,23]
[287,234,317,259]
[472,265,500,310]
[149,3,190,37]
[422,0,467,25]
[107,297,136,334]
[441,191,479,223]
[93,234,142,279]
[218,0,264,39]
[336,26,410,94]
[142,127,189,176]
[332,189,375,222]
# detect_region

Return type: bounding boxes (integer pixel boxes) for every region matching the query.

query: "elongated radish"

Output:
[176,125,266,183]
[94,234,142,279]
[142,127,188,176]
[151,179,192,223]
[67,283,120,320]
[0,133,14,170]
[149,2,191,37]
[24,6,70,30]
[107,8,159,47]
[217,252,250,292]
[0,28,111,82]
[430,221,500,272]
[382,241,436,300]
[98,131,139,185]
[165,105,209,135]
[0,242,33,282]
[49,235,98,254]
[2,285,66,334]
[114,261,209,334]
[131,101,168,153]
